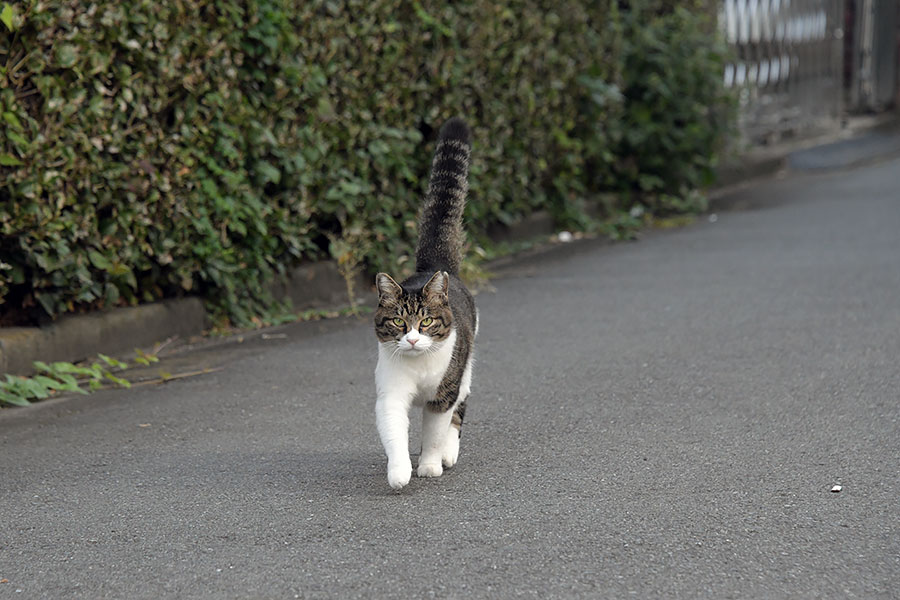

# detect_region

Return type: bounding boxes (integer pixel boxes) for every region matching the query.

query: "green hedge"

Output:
[0,0,731,326]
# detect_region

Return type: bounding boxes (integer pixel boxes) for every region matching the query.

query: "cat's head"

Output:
[373,271,453,355]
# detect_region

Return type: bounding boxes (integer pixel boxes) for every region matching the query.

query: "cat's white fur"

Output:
[375,325,474,490]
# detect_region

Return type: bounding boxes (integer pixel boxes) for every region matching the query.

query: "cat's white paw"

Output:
[387,461,412,490]
[442,433,460,468]
[416,462,443,478]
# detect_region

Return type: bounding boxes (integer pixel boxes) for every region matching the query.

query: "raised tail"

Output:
[414,117,472,275]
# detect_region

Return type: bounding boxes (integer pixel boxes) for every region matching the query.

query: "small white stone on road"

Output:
[831,484,842,493]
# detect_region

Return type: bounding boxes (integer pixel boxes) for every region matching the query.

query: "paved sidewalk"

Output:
[1,156,898,598]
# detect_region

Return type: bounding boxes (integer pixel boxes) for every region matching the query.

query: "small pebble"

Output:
[831,484,842,493]
[557,231,574,243]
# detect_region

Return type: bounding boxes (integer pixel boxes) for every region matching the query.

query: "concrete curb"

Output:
[3,114,898,377]
[486,211,556,244]
[274,260,374,313]
[709,114,900,213]
[0,261,372,377]
[0,298,206,376]
[714,113,900,190]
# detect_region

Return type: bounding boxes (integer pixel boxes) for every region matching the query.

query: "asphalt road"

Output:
[2,156,899,599]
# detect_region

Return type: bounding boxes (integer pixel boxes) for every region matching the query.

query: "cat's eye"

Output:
[392,317,405,327]
[420,317,434,327]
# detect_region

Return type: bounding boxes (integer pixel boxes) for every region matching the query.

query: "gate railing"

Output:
[721,0,846,143]
[848,0,899,111]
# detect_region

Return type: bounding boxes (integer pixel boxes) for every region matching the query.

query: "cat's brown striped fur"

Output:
[373,117,478,489]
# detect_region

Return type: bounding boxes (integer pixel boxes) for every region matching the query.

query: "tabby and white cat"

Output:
[373,117,478,490]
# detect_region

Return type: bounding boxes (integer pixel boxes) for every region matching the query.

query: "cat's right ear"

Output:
[375,273,402,304]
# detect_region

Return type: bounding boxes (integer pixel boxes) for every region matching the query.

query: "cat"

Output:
[373,117,479,490]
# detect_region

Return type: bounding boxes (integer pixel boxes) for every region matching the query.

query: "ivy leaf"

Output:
[7,131,28,148]
[54,373,89,394]
[3,111,23,131]
[98,354,128,370]
[32,376,68,391]
[56,44,80,69]
[1,3,15,32]
[0,153,23,166]
[88,250,113,270]
[20,379,51,399]
[0,390,30,406]
[254,161,281,185]
[104,372,132,388]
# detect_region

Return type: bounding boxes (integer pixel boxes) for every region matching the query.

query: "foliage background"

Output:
[1,0,732,326]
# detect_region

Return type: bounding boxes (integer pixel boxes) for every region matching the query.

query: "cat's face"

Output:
[374,271,453,356]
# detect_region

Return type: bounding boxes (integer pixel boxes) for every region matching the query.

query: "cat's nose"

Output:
[408,338,418,346]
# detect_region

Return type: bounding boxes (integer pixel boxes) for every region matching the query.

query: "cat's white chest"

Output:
[375,329,457,406]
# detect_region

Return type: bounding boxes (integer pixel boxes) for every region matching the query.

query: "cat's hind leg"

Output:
[442,398,466,468]
[443,352,473,468]
[420,343,473,478]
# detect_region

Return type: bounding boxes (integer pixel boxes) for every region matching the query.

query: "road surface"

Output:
[2,156,898,598]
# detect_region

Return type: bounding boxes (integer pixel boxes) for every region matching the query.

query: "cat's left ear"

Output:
[423,271,449,301]
[376,273,402,304]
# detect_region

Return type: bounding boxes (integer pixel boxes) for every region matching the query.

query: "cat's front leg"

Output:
[418,405,455,477]
[376,393,414,489]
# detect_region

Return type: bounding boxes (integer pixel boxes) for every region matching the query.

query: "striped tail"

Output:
[414,117,472,275]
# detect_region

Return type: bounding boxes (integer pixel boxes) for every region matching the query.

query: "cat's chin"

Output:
[399,346,429,356]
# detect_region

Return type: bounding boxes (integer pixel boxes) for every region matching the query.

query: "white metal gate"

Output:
[721,0,846,143]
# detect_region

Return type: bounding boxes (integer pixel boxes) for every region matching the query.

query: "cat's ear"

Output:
[376,273,402,303]
[423,271,449,301]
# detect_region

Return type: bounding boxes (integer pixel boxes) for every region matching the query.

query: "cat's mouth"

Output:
[399,343,429,355]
